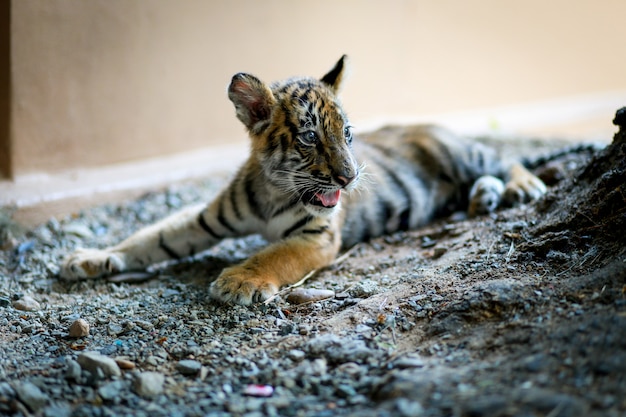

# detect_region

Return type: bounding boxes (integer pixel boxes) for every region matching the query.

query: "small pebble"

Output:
[62,223,94,238]
[288,349,306,361]
[99,344,118,356]
[393,355,426,369]
[145,356,160,366]
[347,280,380,298]
[310,358,328,376]
[97,380,125,401]
[114,357,136,370]
[337,362,363,377]
[134,320,154,331]
[12,295,41,312]
[68,319,90,338]
[507,220,529,232]
[176,359,202,376]
[0,382,15,398]
[286,288,335,305]
[77,351,121,377]
[278,322,296,336]
[13,381,49,412]
[199,366,209,381]
[243,384,274,397]
[421,237,437,248]
[64,359,82,381]
[0,234,18,251]
[107,323,124,336]
[432,247,447,259]
[42,402,72,417]
[523,354,548,373]
[396,398,426,417]
[133,372,164,397]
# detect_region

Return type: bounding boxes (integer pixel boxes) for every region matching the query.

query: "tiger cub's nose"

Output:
[336,174,356,187]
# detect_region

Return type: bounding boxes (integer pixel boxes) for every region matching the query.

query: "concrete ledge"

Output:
[1,143,247,226]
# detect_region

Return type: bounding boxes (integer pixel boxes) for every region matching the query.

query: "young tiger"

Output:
[60,55,546,305]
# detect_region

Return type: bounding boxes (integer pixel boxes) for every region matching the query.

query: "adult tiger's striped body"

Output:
[60,56,546,304]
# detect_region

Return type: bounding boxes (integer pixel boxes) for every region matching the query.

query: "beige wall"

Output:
[5,0,626,178]
[0,2,9,178]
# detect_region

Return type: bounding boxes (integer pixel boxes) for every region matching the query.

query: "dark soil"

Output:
[1,112,625,417]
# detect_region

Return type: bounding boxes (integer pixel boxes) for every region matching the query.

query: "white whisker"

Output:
[351,162,374,196]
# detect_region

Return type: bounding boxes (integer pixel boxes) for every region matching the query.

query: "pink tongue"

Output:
[315,190,341,207]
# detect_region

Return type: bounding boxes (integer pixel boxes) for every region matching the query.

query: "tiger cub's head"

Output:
[228,55,359,215]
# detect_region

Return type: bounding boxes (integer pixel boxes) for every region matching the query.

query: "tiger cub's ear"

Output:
[228,73,276,134]
[320,55,349,95]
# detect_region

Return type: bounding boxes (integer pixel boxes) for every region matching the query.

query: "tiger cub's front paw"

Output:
[503,171,547,205]
[60,249,125,280]
[210,266,279,305]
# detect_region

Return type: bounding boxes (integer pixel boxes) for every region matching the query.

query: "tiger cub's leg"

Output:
[210,219,341,305]
[60,201,236,280]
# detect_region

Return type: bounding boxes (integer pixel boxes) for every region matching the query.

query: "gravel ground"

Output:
[1,140,625,417]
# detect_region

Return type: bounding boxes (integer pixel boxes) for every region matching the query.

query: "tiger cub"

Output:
[60,55,546,305]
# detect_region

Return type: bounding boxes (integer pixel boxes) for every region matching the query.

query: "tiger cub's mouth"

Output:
[306,190,341,208]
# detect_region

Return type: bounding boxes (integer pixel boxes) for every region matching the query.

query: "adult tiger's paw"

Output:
[60,249,125,280]
[210,266,279,305]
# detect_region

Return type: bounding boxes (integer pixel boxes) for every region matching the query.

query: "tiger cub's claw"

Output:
[210,266,279,305]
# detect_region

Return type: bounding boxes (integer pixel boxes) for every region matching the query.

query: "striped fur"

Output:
[60,56,547,305]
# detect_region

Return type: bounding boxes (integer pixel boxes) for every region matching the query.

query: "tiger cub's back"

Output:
[340,124,504,247]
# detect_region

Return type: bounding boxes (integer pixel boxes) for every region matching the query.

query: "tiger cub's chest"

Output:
[259,204,338,243]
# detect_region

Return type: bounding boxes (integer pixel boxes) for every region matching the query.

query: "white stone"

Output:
[13,381,48,412]
[77,351,121,377]
[133,372,164,397]
[12,296,41,312]
[286,288,335,305]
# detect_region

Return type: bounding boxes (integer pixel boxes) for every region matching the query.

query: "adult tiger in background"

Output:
[60,55,546,305]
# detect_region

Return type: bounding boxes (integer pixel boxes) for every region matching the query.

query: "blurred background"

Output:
[2,0,626,223]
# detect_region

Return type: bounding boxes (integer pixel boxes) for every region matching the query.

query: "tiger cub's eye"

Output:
[344,126,353,142]
[299,131,319,145]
